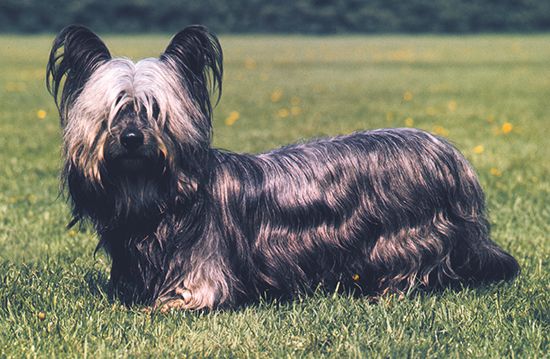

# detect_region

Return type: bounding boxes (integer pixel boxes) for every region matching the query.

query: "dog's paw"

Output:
[159,298,187,313]
[159,289,194,313]
[140,307,152,315]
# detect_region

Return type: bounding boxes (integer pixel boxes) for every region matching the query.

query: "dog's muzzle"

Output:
[121,128,144,151]
[110,127,158,173]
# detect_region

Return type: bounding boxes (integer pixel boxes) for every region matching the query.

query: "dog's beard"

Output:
[105,139,164,175]
[104,143,168,222]
[108,174,165,222]
[64,140,170,229]
[114,156,152,172]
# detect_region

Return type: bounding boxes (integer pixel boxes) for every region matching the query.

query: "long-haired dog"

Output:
[46,25,519,311]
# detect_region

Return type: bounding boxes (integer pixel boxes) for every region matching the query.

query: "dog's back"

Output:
[209,128,520,297]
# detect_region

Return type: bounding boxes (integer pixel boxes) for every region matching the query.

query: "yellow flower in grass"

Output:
[426,106,437,116]
[244,57,257,70]
[5,82,26,92]
[37,109,47,120]
[404,117,414,127]
[224,111,240,126]
[473,145,484,154]
[447,100,457,112]
[352,274,360,282]
[386,111,394,124]
[37,312,46,321]
[432,126,449,137]
[270,89,283,103]
[490,167,502,177]
[277,108,290,118]
[501,122,513,134]
[290,106,302,116]
[403,90,413,101]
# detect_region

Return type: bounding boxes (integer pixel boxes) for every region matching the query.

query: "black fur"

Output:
[47,25,520,310]
[161,25,223,122]
[46,24,111,125]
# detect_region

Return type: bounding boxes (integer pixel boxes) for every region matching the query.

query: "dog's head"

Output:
[46,25,222,223]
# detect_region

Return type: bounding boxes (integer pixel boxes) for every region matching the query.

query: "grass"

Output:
[0,33,548,358]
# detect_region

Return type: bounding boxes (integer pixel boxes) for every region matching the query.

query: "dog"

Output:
[46,25,520,311]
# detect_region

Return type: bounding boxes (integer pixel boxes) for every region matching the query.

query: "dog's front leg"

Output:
[158,266,230,312]
[158,288,193,312]
[159,284,217,312]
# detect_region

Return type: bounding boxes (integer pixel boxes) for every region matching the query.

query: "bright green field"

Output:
[0,34,548,357]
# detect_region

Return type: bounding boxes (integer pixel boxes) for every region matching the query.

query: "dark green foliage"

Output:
[1,0,550,33]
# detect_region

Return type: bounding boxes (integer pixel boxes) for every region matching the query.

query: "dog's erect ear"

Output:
[161,25,223,120]
[46,25,111,124]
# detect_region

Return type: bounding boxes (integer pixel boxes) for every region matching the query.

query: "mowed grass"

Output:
[0,34,548,357]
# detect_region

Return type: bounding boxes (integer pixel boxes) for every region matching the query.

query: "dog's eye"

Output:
[152,102,160,119]
[139,101,161,121]
[115,94,125,106]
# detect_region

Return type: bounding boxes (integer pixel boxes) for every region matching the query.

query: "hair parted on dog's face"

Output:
[46,25,223,223]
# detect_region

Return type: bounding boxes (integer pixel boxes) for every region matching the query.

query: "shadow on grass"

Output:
[83,268,111,302]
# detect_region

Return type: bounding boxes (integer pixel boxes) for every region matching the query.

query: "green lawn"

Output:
[0,34,548,357]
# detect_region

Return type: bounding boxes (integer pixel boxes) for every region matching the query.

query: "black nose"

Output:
[120,128,144,150]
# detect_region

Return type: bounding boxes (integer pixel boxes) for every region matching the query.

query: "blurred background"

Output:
[0,1,548,357]
[1,0,550,33]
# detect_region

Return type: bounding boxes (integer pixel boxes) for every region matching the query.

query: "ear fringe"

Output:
[161,25,223,121]
[46,25,111,124]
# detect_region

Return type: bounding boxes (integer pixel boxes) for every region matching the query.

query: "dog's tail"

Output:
[454,233,520,284]
[369,132,520,293]
[446,144,520,285]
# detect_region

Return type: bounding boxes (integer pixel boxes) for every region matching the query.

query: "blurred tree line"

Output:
[0,0,549,33]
